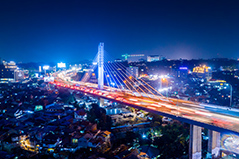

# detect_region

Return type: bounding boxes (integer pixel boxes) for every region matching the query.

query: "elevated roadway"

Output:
[51,70,239,135]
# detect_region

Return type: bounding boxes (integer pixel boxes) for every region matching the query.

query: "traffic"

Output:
[50,70,239,134]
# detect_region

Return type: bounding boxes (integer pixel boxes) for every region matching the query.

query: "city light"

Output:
[158,87,172,92]
[57,62,66,68]
[43,65,50,70]
[179,67,188,70]
[43,65,50,74]
[159,75,168,79]
[221,133,239,154]
[111,83,115,86]
[44,76,54,82]
[193,65,211,73]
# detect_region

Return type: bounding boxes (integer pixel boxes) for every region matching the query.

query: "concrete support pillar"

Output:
[189,125,202,159]
[207,130,220,158]
[99,98,104,107]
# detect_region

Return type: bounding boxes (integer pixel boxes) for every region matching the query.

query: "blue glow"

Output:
[221,133,239,154]
[179,67,188,70]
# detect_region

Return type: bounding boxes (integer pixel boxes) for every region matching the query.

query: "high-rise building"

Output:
[14,70,25,81]
[147,55,160,62]
[122,54,145,62]
[177,67,188,78]
[126,66,139,78]
[0,61,17,83]
[39,66,42,72]
[193,65,212,81]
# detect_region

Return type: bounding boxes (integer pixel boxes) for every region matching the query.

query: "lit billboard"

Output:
[57,62,66,68]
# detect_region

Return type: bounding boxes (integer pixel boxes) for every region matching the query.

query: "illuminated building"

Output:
[147,55,160,62]
[57,62,66,68]
[122,54,145,62]
[39,66,42,72]
[3,61,17,70]
[114,59,123,62]
[208,79,226,84]
[126,66,138,78]
[193,65,212,81]
[176,67,188,78]
[0,61,17,83]
[14,70,25,81]
[221,133,239,157]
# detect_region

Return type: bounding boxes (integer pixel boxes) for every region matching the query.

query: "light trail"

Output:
[52,70,239,134]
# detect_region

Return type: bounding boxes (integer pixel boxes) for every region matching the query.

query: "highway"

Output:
[51,70,239,134]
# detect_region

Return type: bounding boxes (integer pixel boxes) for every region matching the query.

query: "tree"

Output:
[87,103,112,130]
[153,123,189,158]
[148,112,162,126]
[58,89,76,104]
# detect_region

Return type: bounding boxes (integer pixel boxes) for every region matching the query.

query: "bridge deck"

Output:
[52,72,239,135]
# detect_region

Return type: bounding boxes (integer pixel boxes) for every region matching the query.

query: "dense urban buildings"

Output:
[1,56,239,158]
[1,0,239,158]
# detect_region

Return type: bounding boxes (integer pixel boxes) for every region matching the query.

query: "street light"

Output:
[176,94,180,117]
[161,78,169,98]
[227,83,233,108]
[142,134,146,139]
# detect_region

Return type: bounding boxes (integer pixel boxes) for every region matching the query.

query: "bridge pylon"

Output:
[98,42,104,90]
[98,43,105,107]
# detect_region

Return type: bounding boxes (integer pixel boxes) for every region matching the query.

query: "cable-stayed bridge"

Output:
[51,43,239,158]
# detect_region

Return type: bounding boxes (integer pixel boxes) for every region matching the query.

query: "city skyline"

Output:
[0,0,239,62]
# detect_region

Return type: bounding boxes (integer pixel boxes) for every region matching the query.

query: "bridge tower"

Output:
[98,43,105,106]
[98,42,104,89]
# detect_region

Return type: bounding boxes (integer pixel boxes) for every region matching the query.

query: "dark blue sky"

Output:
[0,0,239,62]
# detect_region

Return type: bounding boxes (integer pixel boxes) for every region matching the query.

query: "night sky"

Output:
[0,0,239,63]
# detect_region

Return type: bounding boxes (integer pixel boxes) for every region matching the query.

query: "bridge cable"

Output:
[114,61,165,100]
[107,62,143,96]
[104,62,133,93]
[115,61,166,99]
[103,63,123,91]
